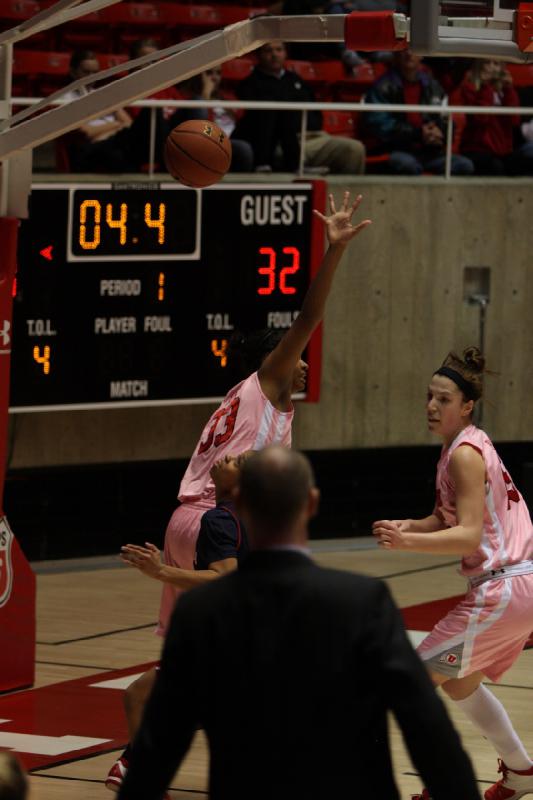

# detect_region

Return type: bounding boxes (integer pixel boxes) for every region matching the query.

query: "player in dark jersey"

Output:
[108,452,251,795]
[120,452,250,588]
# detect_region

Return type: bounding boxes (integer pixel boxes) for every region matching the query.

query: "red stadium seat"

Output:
[105,3,168,23]
[221,58,255,83]
[13,50,70,76]
[311,61,346,84]
[286,60,319,83]
[322,109,356,137]
[0,0,40,21]
[508,64,533,87]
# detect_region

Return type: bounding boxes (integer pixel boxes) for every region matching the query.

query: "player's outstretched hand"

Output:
[313,192,371,246]
[120,542,162,579]
[372,519,407,550]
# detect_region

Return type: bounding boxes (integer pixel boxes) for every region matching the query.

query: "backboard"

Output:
[426,0,530,58]
[440,0,519,19]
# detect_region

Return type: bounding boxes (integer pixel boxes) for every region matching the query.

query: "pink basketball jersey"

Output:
[178,371,294,504]
[434,424,533,577]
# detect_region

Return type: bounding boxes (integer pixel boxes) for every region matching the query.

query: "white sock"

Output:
[455,684,532,772]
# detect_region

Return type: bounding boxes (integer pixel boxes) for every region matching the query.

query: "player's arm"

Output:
[392,514,447,533]
[121,543,228,588]
[157,558,236,587]
[258,192,371,404]
[79,119,124,141]
[373,447,485,555]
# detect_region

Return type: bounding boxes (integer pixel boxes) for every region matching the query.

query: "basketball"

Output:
[164,119,232,188]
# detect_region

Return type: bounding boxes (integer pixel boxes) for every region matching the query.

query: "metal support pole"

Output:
[477,299,487,426]
[148,106,157,178]
[445,112,453,180]
[298,108,308,177]
[468,294,488,426]
[0,43,12,216]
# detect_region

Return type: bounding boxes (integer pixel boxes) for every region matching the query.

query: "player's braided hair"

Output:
[229,328,284,376]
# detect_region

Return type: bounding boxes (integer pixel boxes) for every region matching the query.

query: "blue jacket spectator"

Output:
[364,51,474,175]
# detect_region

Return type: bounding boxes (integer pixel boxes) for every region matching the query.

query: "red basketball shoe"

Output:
[105,755,171,798]
[411,790,432,799]
[105,755,129,792]
[485,760,533,799]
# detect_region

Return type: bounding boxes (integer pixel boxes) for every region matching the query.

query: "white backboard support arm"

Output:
[0,14,346,161]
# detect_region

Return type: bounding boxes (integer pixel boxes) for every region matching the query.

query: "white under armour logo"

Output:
[0,320,11,347]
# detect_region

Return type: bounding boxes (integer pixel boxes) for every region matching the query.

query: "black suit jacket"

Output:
[232,67,322,170]
[119,551,480,800]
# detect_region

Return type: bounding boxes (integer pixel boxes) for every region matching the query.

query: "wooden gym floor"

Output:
[8,540,533,800]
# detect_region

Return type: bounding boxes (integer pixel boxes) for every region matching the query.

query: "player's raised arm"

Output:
[258,191,371,406]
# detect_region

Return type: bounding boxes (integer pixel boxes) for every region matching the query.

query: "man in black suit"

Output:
[232,41,365,173]
[118,447,481,800]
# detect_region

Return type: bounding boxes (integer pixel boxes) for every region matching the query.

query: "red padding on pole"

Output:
[0,217,35,692]
[345,11,407,52]
[0,217,18,512]
[517,3,533,53]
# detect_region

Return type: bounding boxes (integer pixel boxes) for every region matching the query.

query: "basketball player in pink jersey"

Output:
[373,347,533,800]
[106,191,371,794]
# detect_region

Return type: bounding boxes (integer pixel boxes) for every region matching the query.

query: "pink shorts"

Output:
[417,573,533,682]
[156,501,213,637]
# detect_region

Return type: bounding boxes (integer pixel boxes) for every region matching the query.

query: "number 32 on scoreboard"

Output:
[257,246,300,296]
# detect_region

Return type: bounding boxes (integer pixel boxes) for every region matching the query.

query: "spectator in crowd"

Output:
[232,41,366,173]
[62,49,165,172]
[0,753,28,800]
[364,50,474,175]
[118,446,481,800]
[128,38,182,127]
[458,59,533,175]
[172,69,254,171]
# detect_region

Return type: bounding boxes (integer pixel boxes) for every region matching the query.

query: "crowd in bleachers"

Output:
[5,0,533,175]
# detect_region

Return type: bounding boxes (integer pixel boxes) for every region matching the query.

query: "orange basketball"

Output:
[164,119,232,188]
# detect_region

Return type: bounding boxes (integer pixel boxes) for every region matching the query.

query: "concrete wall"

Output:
[8,177,533,468]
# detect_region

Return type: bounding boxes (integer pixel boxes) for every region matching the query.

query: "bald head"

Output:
[0,752,28,800]
[236,446,318,546]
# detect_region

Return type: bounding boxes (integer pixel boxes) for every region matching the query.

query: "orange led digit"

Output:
[145,202,165,244]
[257,247,276,295]
[79,199,101,250]
[106,202,128,245]
[211,339,228,367]
[33,345,51,375]
[279,246,300,295]
[158,272,165,301]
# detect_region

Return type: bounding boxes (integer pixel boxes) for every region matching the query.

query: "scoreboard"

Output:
[9,182,325,411]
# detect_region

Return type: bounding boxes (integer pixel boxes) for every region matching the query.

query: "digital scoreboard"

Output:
[10,182,325,411]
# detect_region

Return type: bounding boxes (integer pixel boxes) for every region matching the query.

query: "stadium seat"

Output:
[0,0,40,22]
[508,64,533,87]
[221,58,255,83]
[13,50,70,76]
[322,109,356,137]
[286,60,319,83]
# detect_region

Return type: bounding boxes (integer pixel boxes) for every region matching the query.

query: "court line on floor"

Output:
[35,660,116,671]
[486,681,533,691]
[380,560,459,580]
[404,771,492,786]
[32,773,208,794]
[37,621,158,646]
[28,745,125,773]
